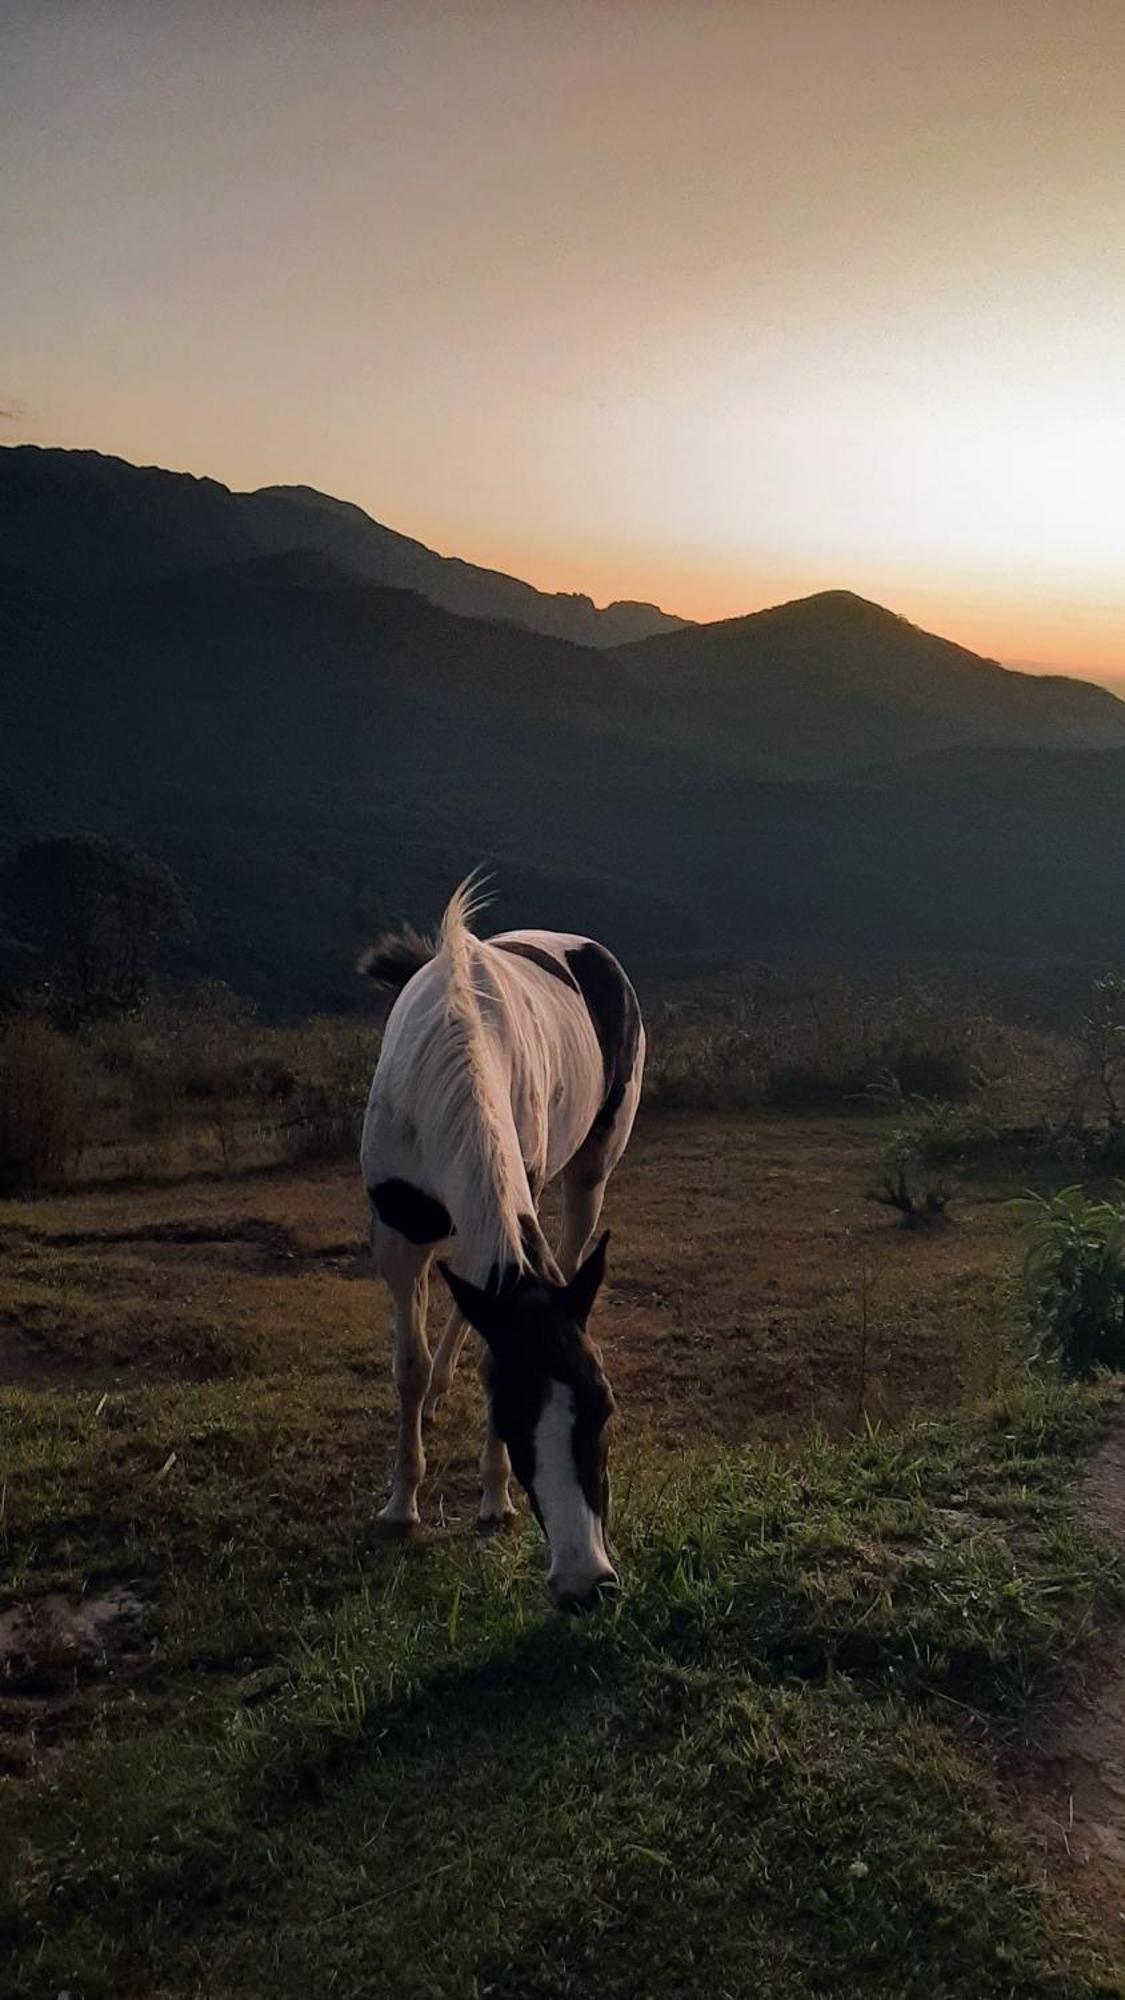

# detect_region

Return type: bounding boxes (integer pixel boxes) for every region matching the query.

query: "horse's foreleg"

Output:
[380,1245,433,1527]
[478,1345,515,1531]
[558,1162,608,1279]
[423,1304,470,1418]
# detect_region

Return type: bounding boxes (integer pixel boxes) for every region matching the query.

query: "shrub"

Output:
[643,977,1019,1114]
[1067,974,1125,1129]
[0,1016,85,1194]
[869,1126,953,1224]
[113,985,273,1160]
[281,1017,374,1161]
[1016,1184,1125,1379]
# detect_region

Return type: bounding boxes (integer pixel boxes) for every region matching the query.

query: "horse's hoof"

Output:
[476,1508,517,1537]
[375,1510,421,1541]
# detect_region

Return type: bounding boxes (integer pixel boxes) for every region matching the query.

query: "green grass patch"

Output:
[3,1382,1124,1997]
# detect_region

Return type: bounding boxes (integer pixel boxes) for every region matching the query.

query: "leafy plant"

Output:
[1016,1184,1125,1379]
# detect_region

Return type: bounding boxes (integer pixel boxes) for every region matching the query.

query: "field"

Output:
[4,1018,1125,1996]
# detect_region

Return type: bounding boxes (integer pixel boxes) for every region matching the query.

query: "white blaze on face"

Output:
[533,1381,616,1603]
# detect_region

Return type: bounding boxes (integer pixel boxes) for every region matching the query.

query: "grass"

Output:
[3,1383,1124,1998]
[4,1092,1125,1997]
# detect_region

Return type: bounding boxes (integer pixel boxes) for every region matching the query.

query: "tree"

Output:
[5,834,192,1021]
[1072,975,1125,1130]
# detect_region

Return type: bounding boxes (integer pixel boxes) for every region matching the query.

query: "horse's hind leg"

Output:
[558,1054,645,1278]
[558,1146,610,1279]
[424,1304,470,1418]
[378,1236,434,1528]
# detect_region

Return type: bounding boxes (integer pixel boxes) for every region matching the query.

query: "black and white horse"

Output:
[360,880,644,1608]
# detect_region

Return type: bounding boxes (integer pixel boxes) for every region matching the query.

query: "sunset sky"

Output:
[4,1,1124,678]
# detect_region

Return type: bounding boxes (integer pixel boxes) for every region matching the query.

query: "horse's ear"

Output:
[438,1263,502,1345]
[563,1229,610,1326]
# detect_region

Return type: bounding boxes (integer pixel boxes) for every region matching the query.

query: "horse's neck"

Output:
[437,1027,532,1286]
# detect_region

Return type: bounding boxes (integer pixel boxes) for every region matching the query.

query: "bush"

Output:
[111,985,275,1161]
[869,1122,953,1224]
[281,1017,373,1161]
[644,977,1019,1114]
[1066,974,1125,1130]
[1016,1184,1125,1379]
[0,1017,85,1194]
[69,991,374,1171]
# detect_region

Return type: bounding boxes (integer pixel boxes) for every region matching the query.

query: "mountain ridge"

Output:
[0,444,689,648]
[5,444,1125,1001]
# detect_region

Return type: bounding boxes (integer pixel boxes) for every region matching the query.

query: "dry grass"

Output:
[53,973,1091,1188]
[0,1017,86,1194]
[642,976,1041,1112]
[0,1111,1020,1442]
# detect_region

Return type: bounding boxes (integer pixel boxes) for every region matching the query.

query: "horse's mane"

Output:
[432,875,534,1283]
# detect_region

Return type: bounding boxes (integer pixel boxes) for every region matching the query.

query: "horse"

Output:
[359,879,645,1609]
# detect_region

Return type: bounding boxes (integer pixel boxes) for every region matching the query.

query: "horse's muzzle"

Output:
[549,1565,619,1614]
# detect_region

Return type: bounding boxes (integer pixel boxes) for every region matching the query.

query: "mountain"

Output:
[616,591,1125,772]
[0,445,688,648]
[0,549,706,1000]
[1006,659,1125,708]
[5,446,1125,1003]
[250,482,689,646]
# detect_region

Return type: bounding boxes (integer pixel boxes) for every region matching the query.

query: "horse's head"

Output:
[439,1231,617,1609]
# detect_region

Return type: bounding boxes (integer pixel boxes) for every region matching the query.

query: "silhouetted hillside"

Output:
[617,591,1125,770]
[0,446,688,648]
[5,448,1125,1003]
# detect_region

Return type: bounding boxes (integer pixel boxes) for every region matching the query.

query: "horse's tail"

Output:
[357,924,435,995]
[358,873,493,998]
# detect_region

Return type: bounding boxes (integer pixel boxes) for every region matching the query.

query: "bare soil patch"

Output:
[0,1112,1016,1428]
[1008,1422,1125,1952]
[0,1588,150,1776]
[0,1587,147,1680]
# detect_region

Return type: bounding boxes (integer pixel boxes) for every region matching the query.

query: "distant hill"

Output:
[5,446,1125,1002]
[618,592,1125,772]
[0,445,688,648]
[0,549,702,1000]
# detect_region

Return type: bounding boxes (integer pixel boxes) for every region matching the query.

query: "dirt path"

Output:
[1010,1423,1125,1951]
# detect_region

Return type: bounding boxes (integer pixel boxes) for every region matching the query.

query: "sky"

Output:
[3,0,1124,678]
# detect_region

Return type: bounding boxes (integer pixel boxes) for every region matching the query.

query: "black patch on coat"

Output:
[369,1177,453,1244]
[491,938,581,991]
[565,942,642,1131]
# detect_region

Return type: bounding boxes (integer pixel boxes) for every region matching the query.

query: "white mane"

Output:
[417,875,534,1283]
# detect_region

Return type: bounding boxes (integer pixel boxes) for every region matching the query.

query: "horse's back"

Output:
[361,924,644,1206]
[491,931,645,1177]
